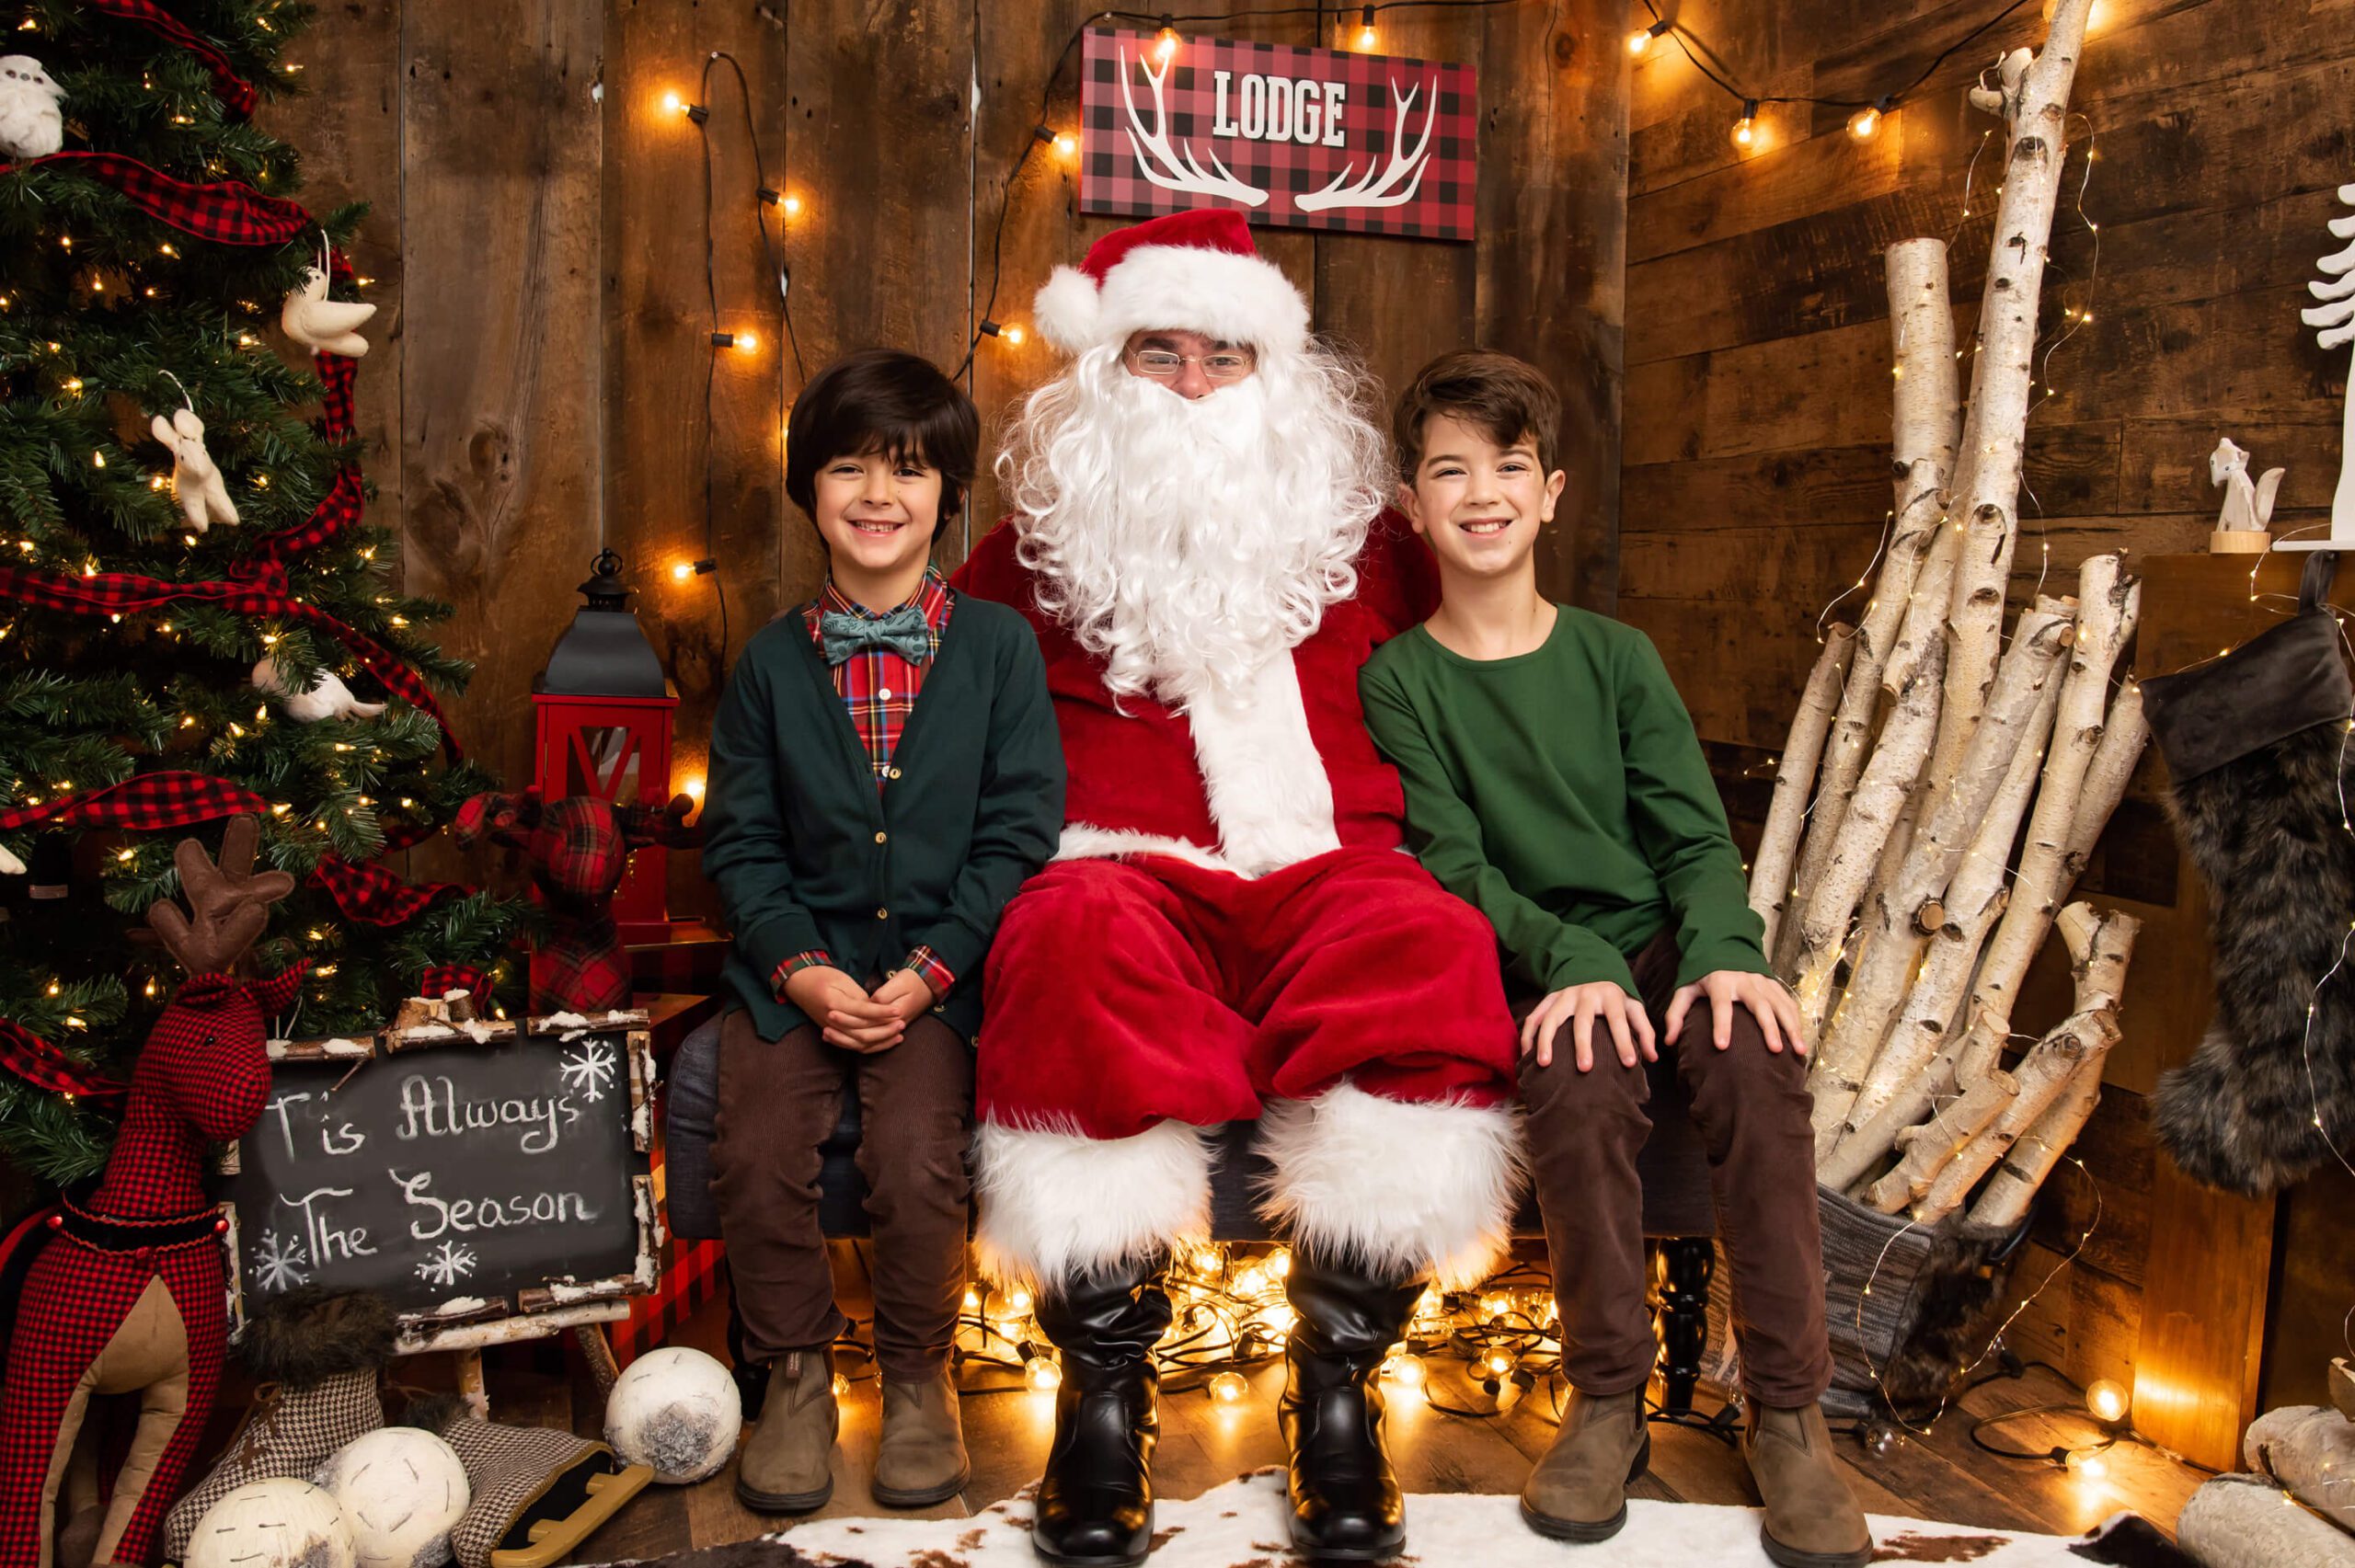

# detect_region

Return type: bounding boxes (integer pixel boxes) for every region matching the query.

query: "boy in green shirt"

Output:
[1360,352,1871,1568]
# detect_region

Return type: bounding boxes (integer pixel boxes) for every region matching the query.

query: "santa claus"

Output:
[952,210,1522,1566]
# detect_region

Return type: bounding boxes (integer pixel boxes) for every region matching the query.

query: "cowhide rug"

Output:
[594,1470,2196,1567]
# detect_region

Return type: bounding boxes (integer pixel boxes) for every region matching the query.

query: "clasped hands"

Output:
[1520,969,1808,1071]
[783,965,937,1052]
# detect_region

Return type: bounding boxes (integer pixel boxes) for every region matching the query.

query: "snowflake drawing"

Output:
[254,1229,309,1293]
[558,1038,618,1103]
[415,1241,477,1289]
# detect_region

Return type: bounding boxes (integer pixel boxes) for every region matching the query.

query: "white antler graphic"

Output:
[1295,75,1438,213]
[1120,46,1267,208]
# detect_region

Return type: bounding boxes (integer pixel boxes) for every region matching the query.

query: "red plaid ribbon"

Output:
[4,152,312,244]
[0,774,465,925]
[0,565,456,758]
[83,0,260,118]
[418,964,488,1001]
[0,1018,128,1102]
[231,464,363,595]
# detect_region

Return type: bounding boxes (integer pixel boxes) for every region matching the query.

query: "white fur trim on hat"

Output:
[1032,241,1309,356]
[1255,1084,1523,1289]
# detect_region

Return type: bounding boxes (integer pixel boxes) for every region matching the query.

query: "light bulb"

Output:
[831,1372,849,1397]
[736,331,757,351]
[1355,5,1377,49]
[662,89,682,113]
[1052,132,1076,159]
[1208,1370,1247,1403]
[1191,1247,1223,1276]
[1266,1248,1292,1278]
[682,775,706,802]
[1849,101,1886,140]
[1154,24,1179,64]
[1384,1352,1427,1388]
[1002,324,1026,346]
[1235,1266,1268,1298]
[1628,19,1669,54]
[1007,1286,1034,1315]
[1731,98,1760,149]
[781,193,803,217]
[963,1288,981,1312]
[1025,1355,1062,1391]
[2085,1379,2128,1424]
[672,560,693,580]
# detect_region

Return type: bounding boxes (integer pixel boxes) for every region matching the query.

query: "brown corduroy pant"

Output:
[1519,931,1832,1409]
[711,1007,973,1379]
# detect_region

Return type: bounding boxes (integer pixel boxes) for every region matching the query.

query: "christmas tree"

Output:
[0,0,523,1184]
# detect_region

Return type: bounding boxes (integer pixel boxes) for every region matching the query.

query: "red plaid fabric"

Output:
[418,963,488,1001]
[4,151,313,244]
[793,571,957,1000]
[1077,28,1477,240]
[0,970,286,1565]
[0,564,456,756]
[84,0,260,118]
[612,1235,727,1369]
[310,853,464,927]
[232,464,362,593]
[0,1017,127,1101]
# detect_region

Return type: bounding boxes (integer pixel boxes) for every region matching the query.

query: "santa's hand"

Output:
[1665,970,1806,1056]
[1522,981,1656,1071]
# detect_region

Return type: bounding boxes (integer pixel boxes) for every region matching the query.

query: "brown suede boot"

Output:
[736,1349,838,1515]
[871,1365,969,1508]
[1518,1386,1650,1542]
[1744,1402,1873,1568]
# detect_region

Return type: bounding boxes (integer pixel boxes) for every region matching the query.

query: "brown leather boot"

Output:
[1744,1402,1873,1567]
[871,1365,969,1507]
[1518,1386,1649,1541]
[736,1349,838,1514]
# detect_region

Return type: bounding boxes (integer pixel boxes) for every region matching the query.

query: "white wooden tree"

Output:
[2290,181,2355,550]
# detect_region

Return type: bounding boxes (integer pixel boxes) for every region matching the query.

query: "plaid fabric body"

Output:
[162,1368,384,1559]
[431,1415,617,1568]
[0,974,287,1563]
[537,916,634,1014]
[1078,29,1478,240]
[779,572,957,998]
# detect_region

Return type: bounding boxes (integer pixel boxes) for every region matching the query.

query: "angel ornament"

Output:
[150,406,238,532]
[279,238,374,358]
[250,656,386,723]
[2208,437,2283,554]
[2288,181,2355,550]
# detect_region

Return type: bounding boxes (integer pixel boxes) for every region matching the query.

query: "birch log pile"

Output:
[1749,0,2143,1230]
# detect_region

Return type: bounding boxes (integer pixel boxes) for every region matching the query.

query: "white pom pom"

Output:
[1033,265,1103,353]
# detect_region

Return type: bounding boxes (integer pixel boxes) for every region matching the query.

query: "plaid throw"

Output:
[83,0,260,118]
[0,564,456,756]
[0,1017,127,1101]
[5,151,312,244]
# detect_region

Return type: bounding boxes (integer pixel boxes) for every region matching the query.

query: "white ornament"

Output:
[0,842,21,876]
[150,407,239,532]
[252,656,387,723]
[2289,181,2355,551]
[281,265,375,358]
[0,55,64,161]
[603,1345,743,1484]
[185,1479,357,1568]
[313,1427,469,1568]
[2210,437,2284,533]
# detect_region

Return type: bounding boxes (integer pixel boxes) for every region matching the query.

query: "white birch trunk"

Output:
[1752,624,1858,956]
[1863,1072,2017,1213]
[1932,0,2098,789]
[1794,636,1947,1042]
[1808,605,2074,1149]
[2177,1475,2355,1568]
[2243,1406,2355,1533]
[1912,1006,2122,1224]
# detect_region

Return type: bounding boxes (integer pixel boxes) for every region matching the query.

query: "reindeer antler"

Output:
[1296,75,1439,214]
[146,816,295,978]
[1120,46,1267,208]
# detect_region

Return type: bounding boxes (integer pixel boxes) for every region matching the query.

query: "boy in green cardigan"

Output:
[701,349,1063,1516]
[1359,352,1871,1568]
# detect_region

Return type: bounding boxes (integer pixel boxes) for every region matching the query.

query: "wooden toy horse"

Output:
[0,818,296,1566]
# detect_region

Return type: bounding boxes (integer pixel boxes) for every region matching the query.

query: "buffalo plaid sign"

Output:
[1078,29,1476,241]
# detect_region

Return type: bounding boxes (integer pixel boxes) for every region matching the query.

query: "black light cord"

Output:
[1639,0,2040,113]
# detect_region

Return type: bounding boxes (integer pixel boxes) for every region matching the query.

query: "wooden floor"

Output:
[466,1247,2205,1563]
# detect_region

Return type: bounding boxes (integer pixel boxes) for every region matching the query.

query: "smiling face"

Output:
[1397,412,1567,581]
[810,447,944,586]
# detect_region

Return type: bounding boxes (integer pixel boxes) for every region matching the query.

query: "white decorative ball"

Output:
[185,1479,357,1568]
[312,1427,470,1568]
[603,1345,744,1483]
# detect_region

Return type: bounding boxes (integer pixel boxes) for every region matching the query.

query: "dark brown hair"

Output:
[785,349,980,541]
[1391,349,1562,481]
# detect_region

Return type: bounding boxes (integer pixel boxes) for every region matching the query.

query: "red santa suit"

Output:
[949,213,1521,1295]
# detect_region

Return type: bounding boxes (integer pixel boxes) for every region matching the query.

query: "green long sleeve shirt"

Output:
[1359,607,1770,998]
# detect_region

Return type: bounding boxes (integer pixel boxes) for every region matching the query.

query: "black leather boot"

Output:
[1030,1254,1172,1568]
[1280,1251,1423,1562]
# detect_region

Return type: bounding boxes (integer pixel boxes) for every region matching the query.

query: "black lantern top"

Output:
[536,549,672,698]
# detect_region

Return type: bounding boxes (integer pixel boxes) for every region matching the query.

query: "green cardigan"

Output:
[700,591,1064,1042]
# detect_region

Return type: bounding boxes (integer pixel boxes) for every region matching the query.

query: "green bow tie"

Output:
[820,603,933,666]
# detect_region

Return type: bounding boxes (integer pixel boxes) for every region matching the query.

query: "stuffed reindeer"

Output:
[454,790,697,1015]
[0,816,298,1568]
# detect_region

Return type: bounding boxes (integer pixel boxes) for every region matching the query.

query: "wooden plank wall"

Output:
[1626,0,2355,1457]
[259,0,1627,912]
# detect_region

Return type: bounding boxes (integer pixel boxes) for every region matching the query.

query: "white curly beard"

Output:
[1000,342,1392,704]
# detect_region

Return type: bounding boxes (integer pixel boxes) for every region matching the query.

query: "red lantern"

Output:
[532,550,680,943]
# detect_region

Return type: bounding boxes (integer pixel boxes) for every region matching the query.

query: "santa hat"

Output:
[1033,209,1310,357]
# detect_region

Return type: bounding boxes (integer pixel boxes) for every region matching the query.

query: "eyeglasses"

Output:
[1126,346,1258,383]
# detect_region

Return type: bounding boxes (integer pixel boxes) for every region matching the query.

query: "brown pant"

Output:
[1519,932,1832,1409]
[711,1008,973,1379]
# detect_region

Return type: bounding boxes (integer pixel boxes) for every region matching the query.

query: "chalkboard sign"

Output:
[218,1011,659,1349]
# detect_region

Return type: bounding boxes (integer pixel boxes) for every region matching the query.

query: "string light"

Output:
[1730,99,1759,150]
[1153,17,1180,64]
[1628,18,1670,53]
[2085,1378,2128,1423]
[1208,1370,1248,1403]
[1354,5,1378,50]
[711,329,759,351]
[672,557,718,581]
[1848,97,1890,141]
[979,318,1025,348]
[663,89,709,125]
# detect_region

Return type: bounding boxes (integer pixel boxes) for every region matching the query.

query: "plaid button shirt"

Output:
[775,569,958,1003]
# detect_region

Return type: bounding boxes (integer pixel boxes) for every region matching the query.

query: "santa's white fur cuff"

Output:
[972,1117,1214,1288]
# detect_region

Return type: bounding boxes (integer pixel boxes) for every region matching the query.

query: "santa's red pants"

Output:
[973,847,1522,1289]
